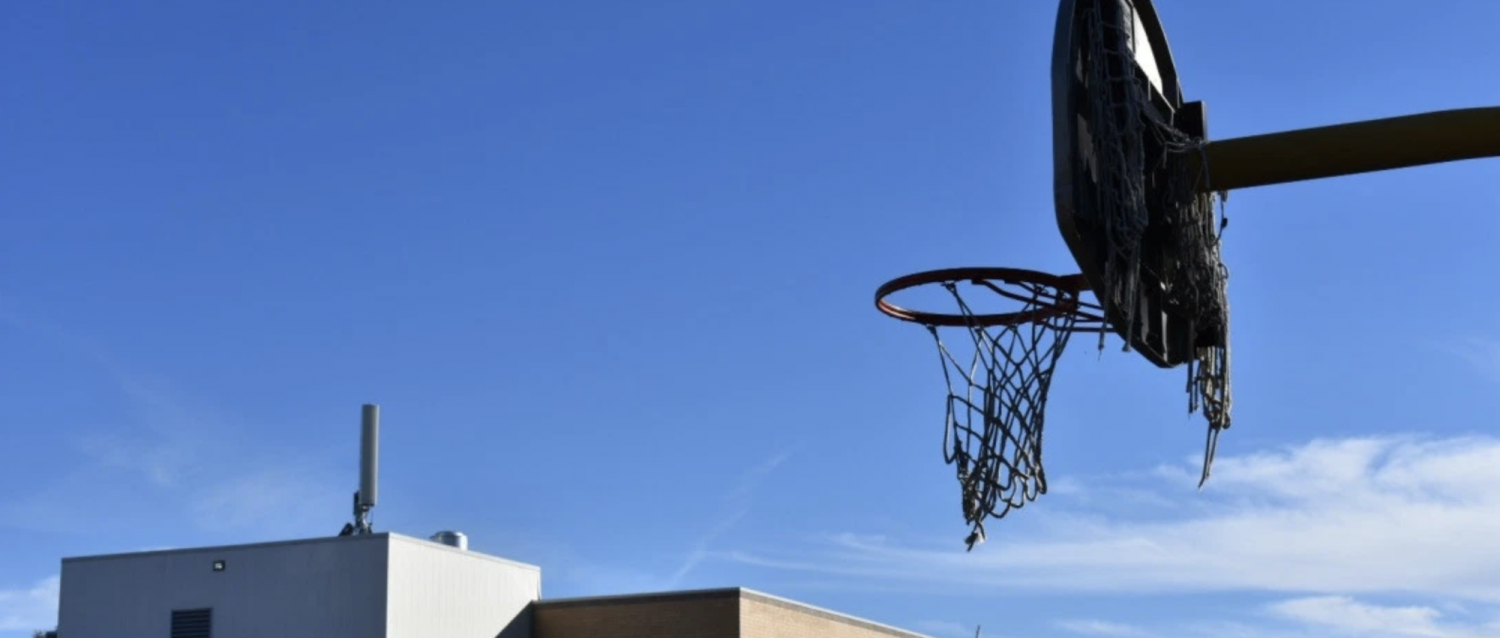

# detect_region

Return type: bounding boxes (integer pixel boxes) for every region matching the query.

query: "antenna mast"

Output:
[340,404,380,537]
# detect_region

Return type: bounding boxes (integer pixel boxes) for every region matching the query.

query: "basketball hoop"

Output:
[870,0,1497,551]
[875,267,1107,549]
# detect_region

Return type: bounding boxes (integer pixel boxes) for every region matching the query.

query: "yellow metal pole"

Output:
[1201,106,1500,192]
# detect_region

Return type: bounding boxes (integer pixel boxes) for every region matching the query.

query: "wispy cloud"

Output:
[1268,596,1498,638]
[667,447,797,588]
[1447,337,1500,384]
[0,306,344,540]
[1171,620,1311,638]
[1056,619,1151,637]
[75,431,190,488]
[721,435,1500,602]
[191,466,347,536]
[93,376,343,534]
[0,576,59,632]
[910,619,978,638]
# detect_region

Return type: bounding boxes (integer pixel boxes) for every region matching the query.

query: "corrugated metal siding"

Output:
[385,535,540,638]
[59,535,389,638]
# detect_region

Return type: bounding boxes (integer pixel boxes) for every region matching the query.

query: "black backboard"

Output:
[1051,0,1207,368]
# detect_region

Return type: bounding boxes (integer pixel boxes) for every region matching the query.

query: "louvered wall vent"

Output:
[170,608,212,638]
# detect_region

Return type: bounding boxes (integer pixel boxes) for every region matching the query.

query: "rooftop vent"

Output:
[430,530,468,550]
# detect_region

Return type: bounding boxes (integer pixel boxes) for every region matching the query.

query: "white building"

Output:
[57,532,539,638]
[48,406,937,638]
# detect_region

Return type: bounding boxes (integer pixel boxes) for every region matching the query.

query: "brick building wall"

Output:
[534,589,739,638]
[533,588,931,638]
[739,590,930,638]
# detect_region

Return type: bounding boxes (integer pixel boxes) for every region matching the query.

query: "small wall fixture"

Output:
[212,560,226,572]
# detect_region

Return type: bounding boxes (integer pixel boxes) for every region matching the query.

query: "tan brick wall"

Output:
[533,588,932,638]
[740,591,932,638]
[535,590,739,638]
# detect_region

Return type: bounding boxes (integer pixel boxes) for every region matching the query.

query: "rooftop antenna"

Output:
[339,404,380,537]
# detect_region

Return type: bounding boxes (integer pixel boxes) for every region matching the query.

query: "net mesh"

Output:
[897,0,1234,549]
[925,278,1085,550]
[1083,0,1232,486]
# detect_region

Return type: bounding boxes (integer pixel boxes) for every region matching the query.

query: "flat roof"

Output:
[60,532,541,572]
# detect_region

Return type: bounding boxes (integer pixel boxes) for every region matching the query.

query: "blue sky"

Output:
[2,1,1498,637]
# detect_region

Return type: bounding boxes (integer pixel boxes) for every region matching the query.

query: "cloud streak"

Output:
[0,305,345,540]
[910,620,981,638]
[668,448,796,588]
[1056,619,1151,637]
[1453,337,1500,384]
[721,435,1500,602]
[1267,596,1499,638]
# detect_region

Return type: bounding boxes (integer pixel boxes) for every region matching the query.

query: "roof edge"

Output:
[60,533,390,564]
[60,532,539,573]
[536,586,742,608]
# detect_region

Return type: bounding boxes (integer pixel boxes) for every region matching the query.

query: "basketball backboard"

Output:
[1051,0,1213,369]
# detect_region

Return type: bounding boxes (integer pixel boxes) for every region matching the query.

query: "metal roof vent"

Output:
[431,530,468,550]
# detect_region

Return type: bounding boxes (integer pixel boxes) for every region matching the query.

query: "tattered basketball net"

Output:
[876,269,1107,550]
[873,2,1234,550]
